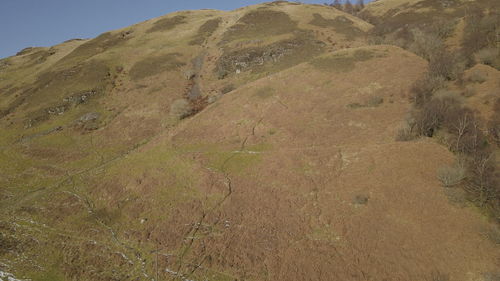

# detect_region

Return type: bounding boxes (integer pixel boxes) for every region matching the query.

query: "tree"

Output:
[332,0,342,10]
[354,0,365,13]
[344,0,354,14]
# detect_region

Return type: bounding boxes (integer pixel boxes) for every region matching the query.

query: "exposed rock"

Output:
[216,34,325,79]
[78,112,100,123]
[63,90,98,105]
[74,112,101,131]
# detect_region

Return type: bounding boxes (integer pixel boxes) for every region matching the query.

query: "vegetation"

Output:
[146,15,186,33]
[310,49,376,72]
[309,13,364,40]
[1,1,498,279]
[400,27,499,218]
[189,18,222,45]
[129,53,185,81]
[170,98,192,120]
[221,10,297,43]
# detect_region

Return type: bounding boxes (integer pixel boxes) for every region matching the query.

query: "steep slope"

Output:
[362,0,499,52]
[0,1,499,281]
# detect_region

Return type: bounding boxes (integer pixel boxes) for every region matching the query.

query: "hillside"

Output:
[0,1,499,281]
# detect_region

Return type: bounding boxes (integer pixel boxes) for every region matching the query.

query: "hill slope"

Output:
[0,1,498,280]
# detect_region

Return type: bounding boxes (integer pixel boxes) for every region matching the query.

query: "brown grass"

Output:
[221,10,297,43]
[58,31,131,66]
[310,49,377,73]
[189,18,222,45]
[309,13,365,40]
[146,15,187,33]
[216,31,325,79]
[129,53,185,81]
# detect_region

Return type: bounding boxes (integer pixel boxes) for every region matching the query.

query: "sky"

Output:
[0,0,370,59]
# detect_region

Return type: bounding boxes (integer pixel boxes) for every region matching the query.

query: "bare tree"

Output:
[452,112,469,152]
[466,152,497,207]
[354,0,365,13]
[344,0,354,14]
[332,0,342,10]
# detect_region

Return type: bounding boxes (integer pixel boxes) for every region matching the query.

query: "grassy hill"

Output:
[0,1,498,280]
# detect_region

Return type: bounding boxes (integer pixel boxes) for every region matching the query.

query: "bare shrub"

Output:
[395,126,415,141]
[170,99,192,120]
[428,270,450,281]
[411,74,445,107]
[433,89,462,100]
[412,96,460,137]
[474,48,500,69]
[462,10,498,66]
[465,152,498,209]
[366,96,384,107]
[462,85,476,97]
[395,118,416,141]
[408,28,443,61]
[428,50,464,81]
[467,69,487,83]
[443,108,486,154]
[437,162,466,187]
[428,18,457,39]
[487,98,500,147]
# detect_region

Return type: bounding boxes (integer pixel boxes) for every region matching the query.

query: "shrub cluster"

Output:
[403,74,499,219]
[462,7,499,68]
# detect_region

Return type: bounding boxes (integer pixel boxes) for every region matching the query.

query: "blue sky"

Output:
[0,0,369,58]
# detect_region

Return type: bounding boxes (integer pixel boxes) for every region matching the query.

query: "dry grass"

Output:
[216,31,325,79]
[189,18,222,45]
[309,13,365,40]
[310,49,376,73]
[129,53,185,81]
[221,10,297,43]
[437,162,466,187]
[57,31,131,66]
[146,15,187,33]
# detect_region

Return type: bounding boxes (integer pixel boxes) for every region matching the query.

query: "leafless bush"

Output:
[411,74,445,107]
[395,123,415,141]
[462,10,498,66]
[366,95,384,107]
[428,18,457,39]
[428,270,450,281]
[467,69,487,83]
[170,98,192,120]
[465,152,498,208]
[413,96,460,137]
[396,114,416,141]
[428,50,464,81]
[462,85,476,97]
[408,28,444,61]
[474,48,500,69]
[437,161,466,187]
[487,99,500,147]
[433,89,462,100]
